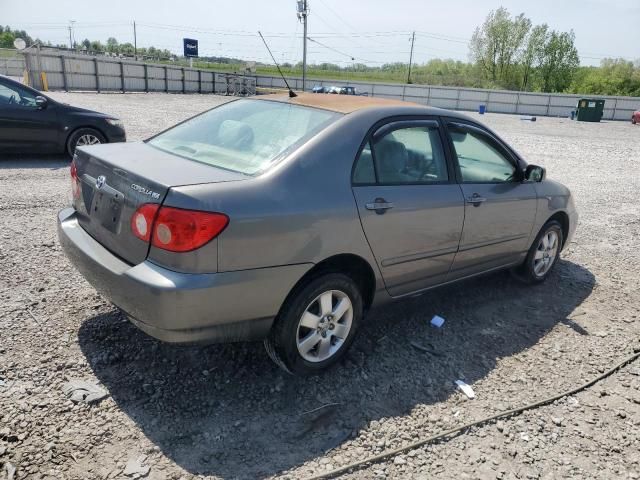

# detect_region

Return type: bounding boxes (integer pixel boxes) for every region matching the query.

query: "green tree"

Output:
[538,30,579,92]
[90,40,103,52]
[119,42,135,55]
[470,7,530,84]
[106,37,119,53]
[0,31,15,48]
[570,59,640,96]
[520,24,548,90]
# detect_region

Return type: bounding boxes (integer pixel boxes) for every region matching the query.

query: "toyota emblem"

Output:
[96,175,106,189]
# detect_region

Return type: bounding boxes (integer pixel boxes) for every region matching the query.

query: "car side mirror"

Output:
[35,96,48,109]
[524,164,546,182]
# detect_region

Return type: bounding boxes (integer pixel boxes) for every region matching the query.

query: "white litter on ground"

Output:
[431,315,445,328]
[455,380,476,399]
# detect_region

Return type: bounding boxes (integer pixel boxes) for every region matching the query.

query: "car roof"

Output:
[255,92,462,116]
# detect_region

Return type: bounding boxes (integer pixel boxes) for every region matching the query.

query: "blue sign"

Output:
[183,38,198,58]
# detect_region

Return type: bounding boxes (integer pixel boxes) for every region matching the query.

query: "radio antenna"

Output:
[258,31,297,98]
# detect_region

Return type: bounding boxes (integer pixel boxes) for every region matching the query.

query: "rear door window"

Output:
[352,142,375,184]
[372,124,448,184]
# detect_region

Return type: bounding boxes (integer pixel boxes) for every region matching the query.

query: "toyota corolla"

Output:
[58,93,577,375]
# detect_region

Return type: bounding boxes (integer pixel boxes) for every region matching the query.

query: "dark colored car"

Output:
[0,74,126,156]
[58,93,577,375]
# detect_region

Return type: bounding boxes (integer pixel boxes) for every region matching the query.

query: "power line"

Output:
[307,36,353,60]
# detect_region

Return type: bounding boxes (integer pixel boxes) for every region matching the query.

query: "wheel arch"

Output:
[65,125,109,152]
[547,210,570,248]
[280,253,377,316]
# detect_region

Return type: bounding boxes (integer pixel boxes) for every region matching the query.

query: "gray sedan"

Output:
[58,93,577,375]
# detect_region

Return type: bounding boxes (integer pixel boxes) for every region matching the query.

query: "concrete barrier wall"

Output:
[12,49,639,121]
[254,75,640,121]
[0,53,25,78]
[21,51,255,97]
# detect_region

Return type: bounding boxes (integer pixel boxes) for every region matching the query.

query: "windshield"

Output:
[147,99,341,175]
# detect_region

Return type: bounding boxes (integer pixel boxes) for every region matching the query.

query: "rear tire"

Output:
[633,116,637,125]
[264,273,363,375]
[66,128,106,157]
[514,220,563,284]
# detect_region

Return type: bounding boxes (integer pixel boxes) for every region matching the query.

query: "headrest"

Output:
[376,139,408,172]
[218,120,254,150]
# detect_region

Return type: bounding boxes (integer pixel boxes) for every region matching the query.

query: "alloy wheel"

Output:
[296,290,353,363]
[76,134,101,147]
[533,230,559,277]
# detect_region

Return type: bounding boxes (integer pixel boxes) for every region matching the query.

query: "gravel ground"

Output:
[1,92,639,480]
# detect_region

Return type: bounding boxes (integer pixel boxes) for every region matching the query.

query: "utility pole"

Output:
[68,20,76,50]
[133,21,137,59]
[297,0,309,91]
[407,31,415,84]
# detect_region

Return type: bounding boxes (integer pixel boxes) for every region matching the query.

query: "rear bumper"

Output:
[57,208,312,343]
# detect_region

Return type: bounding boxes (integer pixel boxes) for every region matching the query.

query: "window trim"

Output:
[444,120,524,184]
[351,116,456,187]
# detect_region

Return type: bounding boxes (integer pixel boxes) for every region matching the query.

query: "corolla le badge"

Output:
[95,175,106,189]
[131,183,160,199]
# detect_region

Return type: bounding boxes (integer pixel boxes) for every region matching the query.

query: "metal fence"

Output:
[4,49,638,121]
[254,75,639,121]
[20,49,255,96]
[0,49,25,79]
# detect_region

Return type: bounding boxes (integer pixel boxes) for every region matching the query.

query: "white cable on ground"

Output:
[306,349,640,480]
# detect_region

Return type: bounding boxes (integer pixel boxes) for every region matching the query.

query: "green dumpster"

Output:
[575,98,605,122]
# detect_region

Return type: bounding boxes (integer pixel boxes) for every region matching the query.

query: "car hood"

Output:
[57,102,115,119]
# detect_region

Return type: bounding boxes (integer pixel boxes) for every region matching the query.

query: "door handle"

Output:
[466,194,487,205]
[365,198,394,214]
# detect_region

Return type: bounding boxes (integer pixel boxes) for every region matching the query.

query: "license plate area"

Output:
[90,185,124,234]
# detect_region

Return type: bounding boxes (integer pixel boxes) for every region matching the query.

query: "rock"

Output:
[5,462,16,480]
[394,456,407,465]
[62,380,109,405]
[123,455,150,478]
[551,417,563,426]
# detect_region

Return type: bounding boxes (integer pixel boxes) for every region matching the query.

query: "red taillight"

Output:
[131,203,160,242]
[70,159,80,200]
[131,204,228,252]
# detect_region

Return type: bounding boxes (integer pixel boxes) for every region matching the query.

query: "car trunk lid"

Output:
[72,141,246,265]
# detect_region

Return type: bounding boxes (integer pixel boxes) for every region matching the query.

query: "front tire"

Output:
[515,220,563,284]
[66,128,106,157]
[264,273,363,375]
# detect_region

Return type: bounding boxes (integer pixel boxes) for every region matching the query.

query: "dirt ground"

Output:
[1,92,639,480]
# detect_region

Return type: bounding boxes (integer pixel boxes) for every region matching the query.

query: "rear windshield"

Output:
[147,99,341,175]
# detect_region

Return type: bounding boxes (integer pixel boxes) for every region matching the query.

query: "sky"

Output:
[2,0,638,67]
